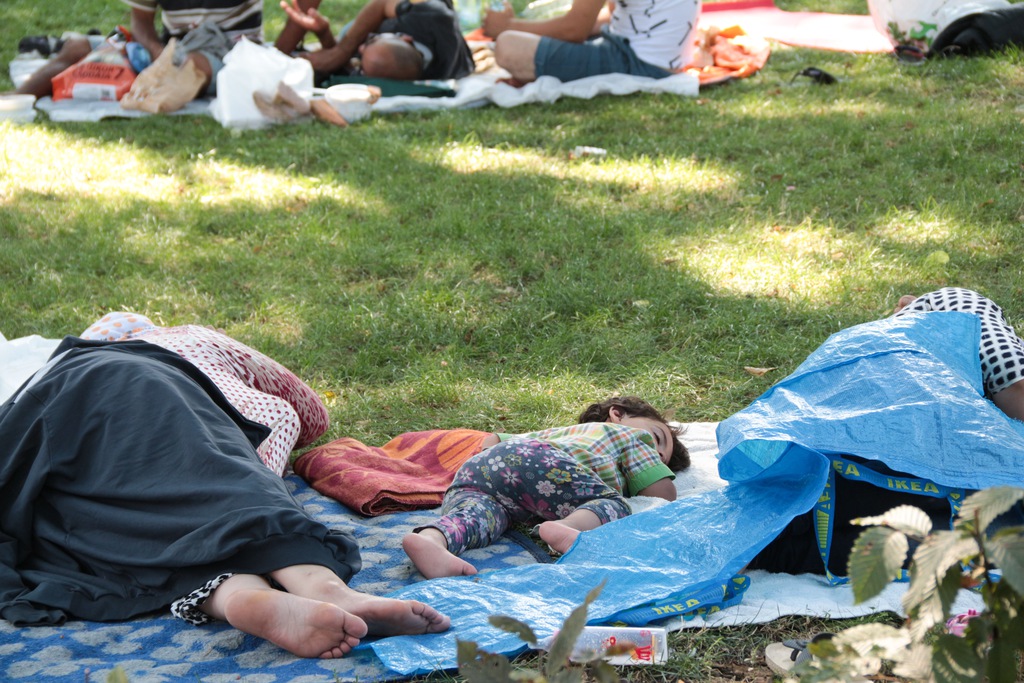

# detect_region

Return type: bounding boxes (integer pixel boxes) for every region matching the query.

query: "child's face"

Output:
[608,410,674,465]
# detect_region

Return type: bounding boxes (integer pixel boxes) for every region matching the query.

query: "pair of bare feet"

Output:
[401,520,585,580]
[202,564,450,659]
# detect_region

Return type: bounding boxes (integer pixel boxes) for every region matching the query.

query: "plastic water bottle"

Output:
[536,627,668,666]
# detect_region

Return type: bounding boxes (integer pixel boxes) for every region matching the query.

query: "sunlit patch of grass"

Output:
[0,125,180,202]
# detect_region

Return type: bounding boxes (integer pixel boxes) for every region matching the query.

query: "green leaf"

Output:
[987,532,1024,597]
[958,487,1024,534]
[544,581,604,678]
[892,641,933,680]
[549,670,584,683]
[833,622,907,660]
[853,504,933,537]
[848,526,909,603]
[904,531,978,638]
[983,640,1019,683]
[457,639,518,683]
[932,561,965,626]
[930,634,983,683]
[106,668,131,683]
[923,249,950,271]
[489,615,539,645]
[588,661,621,683]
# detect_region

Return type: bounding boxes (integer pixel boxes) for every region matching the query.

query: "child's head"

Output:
[578,396,690,472]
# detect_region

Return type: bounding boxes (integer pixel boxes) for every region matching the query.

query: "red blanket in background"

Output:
[293,429,490,516]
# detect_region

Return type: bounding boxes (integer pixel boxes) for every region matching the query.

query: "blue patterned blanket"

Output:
[0,476,548,683]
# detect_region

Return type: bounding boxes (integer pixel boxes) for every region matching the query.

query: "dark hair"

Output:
[578,396,690,472]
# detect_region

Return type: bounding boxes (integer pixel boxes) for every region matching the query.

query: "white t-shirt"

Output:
[608,0,701,72]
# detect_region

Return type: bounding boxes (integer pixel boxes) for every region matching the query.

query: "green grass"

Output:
[3,0,1024,679]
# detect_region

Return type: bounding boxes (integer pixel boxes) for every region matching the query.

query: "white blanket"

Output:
[31,71,698,123]
[0,332,60,403]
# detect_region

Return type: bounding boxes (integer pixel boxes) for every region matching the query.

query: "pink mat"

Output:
[702,0,893,53]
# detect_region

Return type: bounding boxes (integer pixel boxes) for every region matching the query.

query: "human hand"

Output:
[482,1,514,38]
[280,0,331,36]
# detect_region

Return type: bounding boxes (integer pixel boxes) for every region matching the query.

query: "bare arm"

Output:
[129,8,165,59]
[276,0,334,52]
[482,0,606,42]
[636,477,676,502]
[297,0,400,74]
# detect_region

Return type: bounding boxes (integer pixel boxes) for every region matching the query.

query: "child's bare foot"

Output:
[221,588,365,659]
[402,530,478,579]
[538,520,582,554]
[895,294,917,313]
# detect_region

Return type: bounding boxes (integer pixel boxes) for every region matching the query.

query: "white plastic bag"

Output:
[210,38,314,129]
[867,0,1010,48]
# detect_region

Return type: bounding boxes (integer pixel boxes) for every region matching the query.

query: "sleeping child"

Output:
[402,396,689,578]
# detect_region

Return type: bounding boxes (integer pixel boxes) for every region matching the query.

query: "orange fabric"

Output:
[685,27,771,86]
[293,429,491,516]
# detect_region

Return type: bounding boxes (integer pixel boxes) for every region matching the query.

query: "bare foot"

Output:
[340,592,452,636]
[538,520,581,554]
[269,564,452,636]
[402,530,478,580]
[221,588,366,659]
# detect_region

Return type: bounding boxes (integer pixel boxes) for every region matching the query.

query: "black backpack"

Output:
[929,4,1024,55]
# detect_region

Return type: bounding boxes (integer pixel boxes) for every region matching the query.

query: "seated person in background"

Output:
[275,0,475,81]
[13,0,263,99]
[481,0,700,83]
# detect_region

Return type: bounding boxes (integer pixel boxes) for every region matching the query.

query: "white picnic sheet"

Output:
[30,71,698,123]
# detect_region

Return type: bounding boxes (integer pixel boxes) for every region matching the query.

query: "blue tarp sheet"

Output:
[371,311,1024,675]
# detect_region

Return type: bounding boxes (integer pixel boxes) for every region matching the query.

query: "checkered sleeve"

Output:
[614,428,674,495]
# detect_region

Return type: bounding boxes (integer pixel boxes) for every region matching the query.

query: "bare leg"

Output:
[993,381,1024,423]
[15,37,92,98]
[538,508,603,554]
[271,564,452,634]
[401,527,478,580]
[200,574,366,659]
[493,31,542,83]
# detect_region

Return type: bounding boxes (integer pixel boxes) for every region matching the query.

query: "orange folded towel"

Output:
[293,429,490,515]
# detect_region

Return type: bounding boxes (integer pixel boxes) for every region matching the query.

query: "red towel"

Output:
[293,430,490,516]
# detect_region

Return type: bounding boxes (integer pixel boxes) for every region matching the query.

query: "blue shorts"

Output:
[533,30,672,82]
